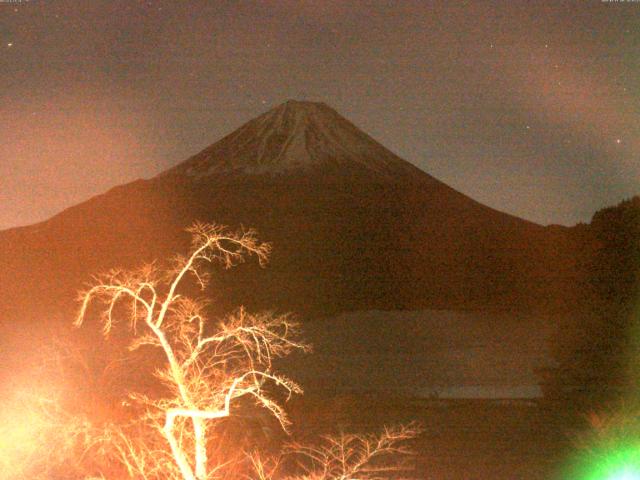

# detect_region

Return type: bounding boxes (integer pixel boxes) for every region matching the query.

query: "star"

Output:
[616,138,622,144]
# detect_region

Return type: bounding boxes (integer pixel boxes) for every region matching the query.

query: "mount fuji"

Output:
[0,101,576,332]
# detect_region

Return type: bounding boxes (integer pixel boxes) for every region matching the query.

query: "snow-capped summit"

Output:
[168,100,417,178]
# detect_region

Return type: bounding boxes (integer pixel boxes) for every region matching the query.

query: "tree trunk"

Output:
[193,417,208,480]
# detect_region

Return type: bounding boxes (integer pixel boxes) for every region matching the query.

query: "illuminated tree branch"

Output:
[76,223,307,480]
[249,423,422,480]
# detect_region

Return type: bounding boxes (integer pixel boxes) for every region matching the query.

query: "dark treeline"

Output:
[545,196,640,408]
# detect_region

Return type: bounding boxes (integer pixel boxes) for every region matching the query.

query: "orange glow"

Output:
[0,91,154,229]
[0,386,91,478]
[0,398,43,476]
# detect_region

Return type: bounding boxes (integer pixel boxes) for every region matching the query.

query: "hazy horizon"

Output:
[2,1,639,229]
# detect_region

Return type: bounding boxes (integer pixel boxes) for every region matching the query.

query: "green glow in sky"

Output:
[605,467,640,480]
[566,443,640,480]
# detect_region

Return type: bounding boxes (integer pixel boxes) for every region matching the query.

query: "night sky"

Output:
[1,0,639,229]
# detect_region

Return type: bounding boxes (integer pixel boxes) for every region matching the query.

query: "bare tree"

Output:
[73,221,421,480]
[288,424,421,480]
[249,423,422,480]
[76,222,309,480]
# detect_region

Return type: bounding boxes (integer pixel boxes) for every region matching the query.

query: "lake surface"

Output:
[289,309,560,399]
